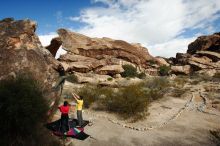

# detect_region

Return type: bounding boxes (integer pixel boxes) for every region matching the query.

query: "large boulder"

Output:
[56,29,156,76]
[155,57,170,66]
[0,18,61,112]
[169,32,220,76]
[188,32,220,54]
[171,65,191,75]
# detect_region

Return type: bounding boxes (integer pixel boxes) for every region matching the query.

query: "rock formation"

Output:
[170,32,220,76]
[0,18,61,112]
[188,32,220,54]
[47,29,159,82]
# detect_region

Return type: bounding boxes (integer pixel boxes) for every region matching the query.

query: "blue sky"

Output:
[0,0,220,57]
[0,0,93,34]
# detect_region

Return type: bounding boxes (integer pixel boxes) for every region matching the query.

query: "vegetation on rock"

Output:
[0,75,60,146]
[159,65,170,76]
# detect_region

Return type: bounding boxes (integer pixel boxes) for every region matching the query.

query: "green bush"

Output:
[121,64,138,78]
[159,65,170,76]
[100,84,149,120]
[107,77,113,81]
[66,74,78,83]
[173,76,188,88]
[0,75,60,146]
[77,78,171,121]
[77,85,100,108]
[144,77,170,90]
[137,72,146,79]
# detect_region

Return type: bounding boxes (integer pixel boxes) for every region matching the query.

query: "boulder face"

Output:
[0,18,61,111]
[170,32,220,76]
[188,32,220,54]
[56,29,157,77]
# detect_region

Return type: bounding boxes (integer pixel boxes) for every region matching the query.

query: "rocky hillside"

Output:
[1,18,219,89]
[0,18,61,112]
[170,32,220,76]
[46,29,170,82]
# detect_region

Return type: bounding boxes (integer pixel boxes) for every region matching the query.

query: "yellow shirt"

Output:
[76,99,83,110]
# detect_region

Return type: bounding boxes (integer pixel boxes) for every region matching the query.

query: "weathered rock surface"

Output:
[55,29,157,76]
[188,32,220,54]
[0,18,61,111]
[155,57,170,66]
[46,37,62,57]
[171,65,191,75]
[170,32,220,76]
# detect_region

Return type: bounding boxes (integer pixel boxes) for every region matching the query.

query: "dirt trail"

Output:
[56,82,220,146]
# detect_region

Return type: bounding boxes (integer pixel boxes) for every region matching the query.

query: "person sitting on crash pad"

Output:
[58,101,70,134]
[72,93,84,127]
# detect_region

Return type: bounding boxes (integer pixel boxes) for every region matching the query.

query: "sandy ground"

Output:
[53,82,220,146]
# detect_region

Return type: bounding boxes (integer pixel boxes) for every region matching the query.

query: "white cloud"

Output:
[148,37,196,57]
[69,0,220,57]
[38,34,67,59]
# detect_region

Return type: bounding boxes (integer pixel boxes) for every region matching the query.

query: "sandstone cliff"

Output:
[48,29,158,78]
[170,32,220,76]
[0,18,61,111]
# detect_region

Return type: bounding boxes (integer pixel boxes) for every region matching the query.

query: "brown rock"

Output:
[188,32,220,54]
[155,57,170,66]
[196,51,220,62]
[46,37,62,57]
[188,56,220,69]
[175,53,191,65]
[95,65,124,75]
[0,18,61,112]
[171,65,191,75]
[57,29,153,69]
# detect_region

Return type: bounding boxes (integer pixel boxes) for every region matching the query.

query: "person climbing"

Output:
[58,101,70,134]
[72,93,84,127]
[53,64,66,93]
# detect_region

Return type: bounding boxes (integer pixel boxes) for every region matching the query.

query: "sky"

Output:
[1,0,220,58]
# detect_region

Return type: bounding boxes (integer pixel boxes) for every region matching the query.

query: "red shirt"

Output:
[59,105,69,114]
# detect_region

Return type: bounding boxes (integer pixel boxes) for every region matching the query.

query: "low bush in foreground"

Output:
[77,77,172,121]
[100,84,149,120]
[0,75,60,146]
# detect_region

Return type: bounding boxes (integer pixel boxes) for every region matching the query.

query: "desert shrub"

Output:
[100,84,149,120]
[144,77,170,90]
[0,75,60,146]
[121,64,138,78]
[66,74,78,83]
[159,65,170,76]
[171,88,187,98]
[190,73,212,83]
[141,77,171,100]
[77,85,98,108]
[137,72,146,79]
[146,89,164,101]
[107,77,113,81]
[173,76,188,88]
